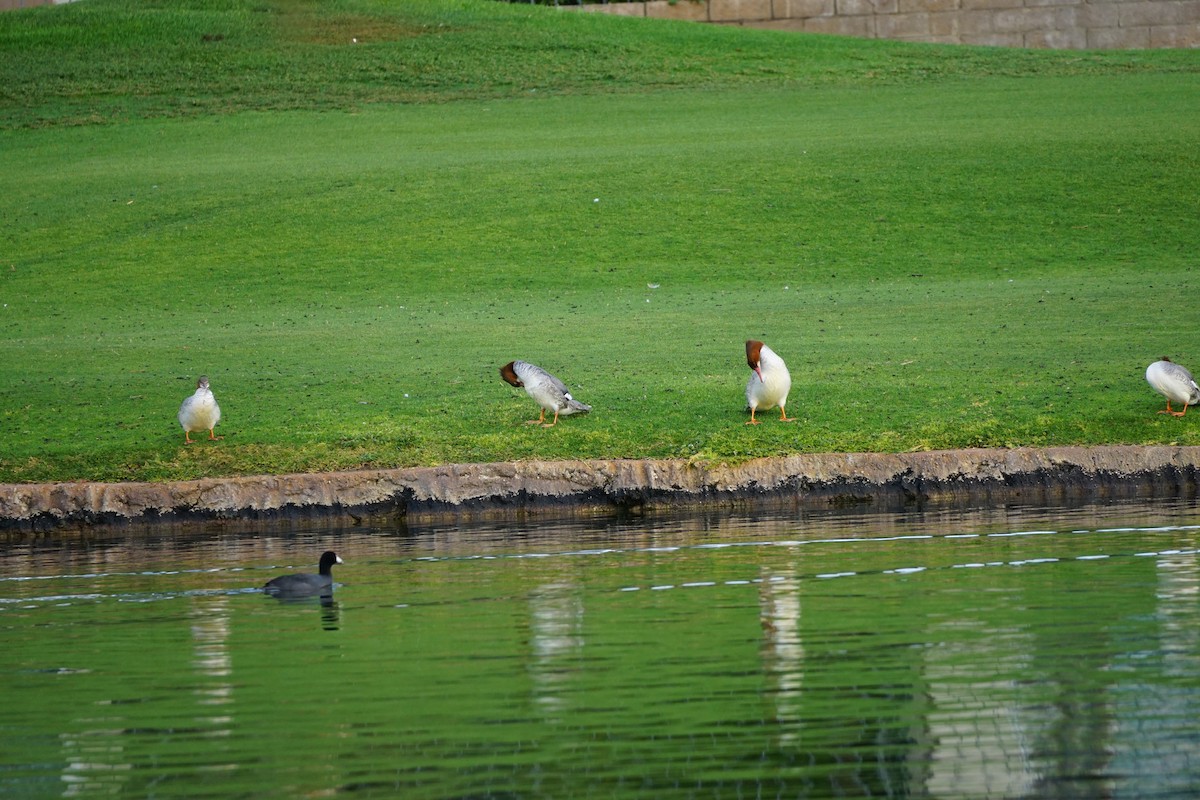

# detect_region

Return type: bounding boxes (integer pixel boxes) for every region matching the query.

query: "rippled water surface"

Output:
[3,499,1200,799]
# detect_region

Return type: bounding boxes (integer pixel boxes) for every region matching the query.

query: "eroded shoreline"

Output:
[2,445,1198,532]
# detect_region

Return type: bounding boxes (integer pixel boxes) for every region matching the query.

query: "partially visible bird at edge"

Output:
[1145,357,1200,417]
[500,360,592,427]
[178,375,222,444]
[745,340,795,425]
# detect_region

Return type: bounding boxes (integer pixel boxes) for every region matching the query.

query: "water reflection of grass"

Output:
[1,1,1198,482]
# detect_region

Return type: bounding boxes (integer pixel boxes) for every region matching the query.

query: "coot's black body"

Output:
[263,551,342,597]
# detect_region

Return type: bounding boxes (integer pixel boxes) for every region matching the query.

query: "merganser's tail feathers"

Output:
[562,398,592,416]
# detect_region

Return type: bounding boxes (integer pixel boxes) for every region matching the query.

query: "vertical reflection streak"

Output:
[923,622,1038,798]
[760,564,804,748]
[529,581,584,721]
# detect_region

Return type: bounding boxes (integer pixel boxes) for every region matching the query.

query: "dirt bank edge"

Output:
[3,445,1198,531]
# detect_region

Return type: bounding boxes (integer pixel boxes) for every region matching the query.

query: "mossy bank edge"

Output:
[2,446,1198,532]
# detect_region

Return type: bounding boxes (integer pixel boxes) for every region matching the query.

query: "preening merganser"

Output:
[178,375,222,443]
[501,360,592,427]
[1146,357,1200,417]
[745,340,795,425]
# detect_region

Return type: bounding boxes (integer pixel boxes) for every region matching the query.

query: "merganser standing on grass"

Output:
[501,360,592,427]
[1146,357,1200,417]
[745,340,795,425]
[178,375,222,443]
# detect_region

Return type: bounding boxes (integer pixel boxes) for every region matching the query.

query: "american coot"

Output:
[745,340,795,425]
[263,551,343,597]
[500,360,592,427]
[1146,357,1200,417]
[178,375,222,444]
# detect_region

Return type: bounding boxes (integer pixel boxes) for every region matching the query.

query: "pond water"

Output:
[2,498,1199,799]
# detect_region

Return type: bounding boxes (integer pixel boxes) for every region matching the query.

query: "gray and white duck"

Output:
[1146,357,1200,417]
[500,360,592,427]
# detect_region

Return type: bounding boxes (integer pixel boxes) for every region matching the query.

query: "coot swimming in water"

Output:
[263,551,342,597]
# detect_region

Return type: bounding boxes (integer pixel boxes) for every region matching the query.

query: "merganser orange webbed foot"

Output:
[1146,357,1200,419]
[744,340,793,426]
[501,361,592,428]
[1159,402,1188,418]
[178,376,222,444]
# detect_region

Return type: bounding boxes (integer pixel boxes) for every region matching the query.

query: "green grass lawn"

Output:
[2,0,1199,483]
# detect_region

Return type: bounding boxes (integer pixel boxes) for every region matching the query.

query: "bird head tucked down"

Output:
[500,361,523,388]
[746,340,766,383]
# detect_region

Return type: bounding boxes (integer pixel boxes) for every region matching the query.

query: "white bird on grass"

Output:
[500,360,591,427]
[745,340,795,425]
[177,375,222,443]
[1145,357,1200,417]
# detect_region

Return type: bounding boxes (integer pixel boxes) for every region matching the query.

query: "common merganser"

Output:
[745,340,795,425]
[1146,357,1200,417]
[177,375,222,443]
[500,360,592,427]
[263,551,342,597]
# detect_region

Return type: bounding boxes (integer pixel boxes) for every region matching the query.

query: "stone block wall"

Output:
[567,0,1200,48]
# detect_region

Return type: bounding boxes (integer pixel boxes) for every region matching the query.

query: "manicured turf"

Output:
[1,0,1198,482]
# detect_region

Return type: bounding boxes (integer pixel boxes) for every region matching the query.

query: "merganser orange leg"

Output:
[543,410,559,428]
[1159,401,1189,418]
[525,409,546,426]
[779,407,796,422]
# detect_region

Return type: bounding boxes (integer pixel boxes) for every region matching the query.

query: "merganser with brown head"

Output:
[501,360,592,427]
[1146,356,1200,417]
[745,340,795,425]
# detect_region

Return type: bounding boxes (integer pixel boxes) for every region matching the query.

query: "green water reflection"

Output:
[2,501,1199,798]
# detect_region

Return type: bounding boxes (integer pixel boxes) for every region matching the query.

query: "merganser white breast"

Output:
[501,360,592,427]
[1146,357,1200,417]
[177,375,223,443]
[745,340,795,425]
